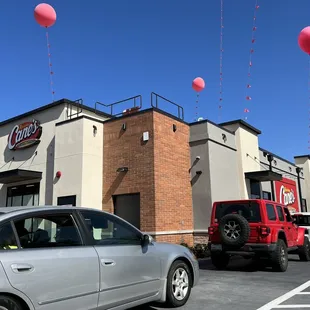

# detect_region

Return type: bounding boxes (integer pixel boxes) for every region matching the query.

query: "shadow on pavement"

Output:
[199,256,274,272]
[199,255,301,272]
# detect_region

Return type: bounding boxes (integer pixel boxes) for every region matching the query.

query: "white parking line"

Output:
[256,280,310,310]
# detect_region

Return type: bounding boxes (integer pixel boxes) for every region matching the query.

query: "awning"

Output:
[245,170,282,182]
[0,169,42,184]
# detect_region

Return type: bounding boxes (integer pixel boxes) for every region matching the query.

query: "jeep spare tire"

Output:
[218,214,250,247]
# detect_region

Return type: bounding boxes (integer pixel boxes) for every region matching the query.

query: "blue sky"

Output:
[1,0,310,161]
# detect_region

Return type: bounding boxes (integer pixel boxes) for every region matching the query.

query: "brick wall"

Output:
[102,109,194,245]
[102,111,156,232]
[153,111,193,245]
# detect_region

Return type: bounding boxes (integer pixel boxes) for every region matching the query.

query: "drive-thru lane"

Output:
[133,256,310,310]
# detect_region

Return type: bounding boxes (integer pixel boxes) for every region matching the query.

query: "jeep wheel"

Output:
[271,239,288,272]
[218,214,250,247]
[299,236,310,261]
[211,252,230,270]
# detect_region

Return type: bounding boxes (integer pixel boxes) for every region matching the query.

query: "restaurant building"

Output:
[0,94,309,245]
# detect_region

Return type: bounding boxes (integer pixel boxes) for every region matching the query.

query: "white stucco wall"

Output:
[221,123,260,199]
[0,101,109,208]
[53,117,103,209]
[0,105,66,206]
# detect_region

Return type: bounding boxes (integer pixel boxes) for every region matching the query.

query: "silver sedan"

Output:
[0,206,199,310]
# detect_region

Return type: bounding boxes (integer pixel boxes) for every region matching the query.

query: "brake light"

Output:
[208,227,214,235]
[258,225,271,236]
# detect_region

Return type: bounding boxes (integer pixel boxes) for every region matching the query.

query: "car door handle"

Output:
[11,264,34,273]
[101,259,116,267]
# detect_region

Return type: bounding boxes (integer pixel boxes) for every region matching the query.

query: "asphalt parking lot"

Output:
[133,255,310,310]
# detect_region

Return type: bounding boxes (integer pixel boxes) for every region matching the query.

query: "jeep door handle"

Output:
[11,263,34,273]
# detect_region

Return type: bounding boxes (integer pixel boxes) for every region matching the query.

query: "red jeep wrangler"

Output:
[208,199,310,272]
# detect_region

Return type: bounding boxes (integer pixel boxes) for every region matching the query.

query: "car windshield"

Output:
[293,215,310,226]
[215,202,261,223]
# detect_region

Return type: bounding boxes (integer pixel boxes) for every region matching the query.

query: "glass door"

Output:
[6,183,40,207]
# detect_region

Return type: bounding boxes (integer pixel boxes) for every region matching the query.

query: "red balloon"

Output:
[298,26,310,54]
[192,77,205,92]
[34,3,57,28]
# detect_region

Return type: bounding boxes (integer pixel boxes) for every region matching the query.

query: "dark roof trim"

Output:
[294,155,310,160]
[259,147,297,167]
[189,119,235,135]
[56,115,104,127]
[245,170,282,182]
[0,169,42,184]
[219,119,262,135]
[0,98,111,127]
[102,107,189,125]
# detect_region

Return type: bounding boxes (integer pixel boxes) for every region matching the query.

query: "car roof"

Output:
[292,212,310,216]
[0,206,105,221]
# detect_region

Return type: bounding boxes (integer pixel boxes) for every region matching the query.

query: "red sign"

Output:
[275,177,300,213]
[8,120,42,151]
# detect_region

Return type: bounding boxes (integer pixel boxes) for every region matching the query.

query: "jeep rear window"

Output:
[293,215,310,226]
[215,202,261,222]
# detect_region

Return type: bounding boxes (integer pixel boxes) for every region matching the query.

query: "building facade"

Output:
[0,95,309,245]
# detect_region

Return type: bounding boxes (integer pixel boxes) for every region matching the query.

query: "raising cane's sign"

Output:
[275,177,300,213]
[8,120,42,151]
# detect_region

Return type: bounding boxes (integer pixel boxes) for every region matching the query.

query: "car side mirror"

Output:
[141,234,153,246]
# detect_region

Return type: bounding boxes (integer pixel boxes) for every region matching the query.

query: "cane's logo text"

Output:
[279,185,295,206]
[8,120,42,150]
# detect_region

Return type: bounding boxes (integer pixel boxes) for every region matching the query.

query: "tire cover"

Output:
[218,214,250,247]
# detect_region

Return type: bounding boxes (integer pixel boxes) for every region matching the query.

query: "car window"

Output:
[80,211,142,246]
[276,206,285,221]
[293,215,310,225]
[266,204,277,221]
[283,207,293,222]
[215,202,261,222]
[13,213,82,248]
[0,222,18,250]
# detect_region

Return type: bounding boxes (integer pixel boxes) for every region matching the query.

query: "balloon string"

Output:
[308,55,310,150]
[46,29,55,102]
[244,0,259,120]
[218,0,224,122]
[196,93,199,120]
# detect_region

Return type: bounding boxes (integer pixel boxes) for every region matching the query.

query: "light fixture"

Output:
[196,170,202,175]
[222,133,227,142]
[56,171,62,178]
[116,167,128,173]
[122,123,126,131]
[93,125,97,136]
[173,124,177,132]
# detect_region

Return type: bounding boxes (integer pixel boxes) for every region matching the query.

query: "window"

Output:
[0,222,18,250]
[13,213,82,248]
[263,191,271,200]
[215,202,261,222]
[266,204,277,221]
[293,214,310,225]
[7,183,40,207]
[283,208,293,222]
[80,211,142,246]
[250,180,261,199]
[276,206,285,221]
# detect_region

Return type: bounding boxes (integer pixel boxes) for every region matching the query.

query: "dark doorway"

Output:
[113,193,140,229]
[57,195,76,206]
